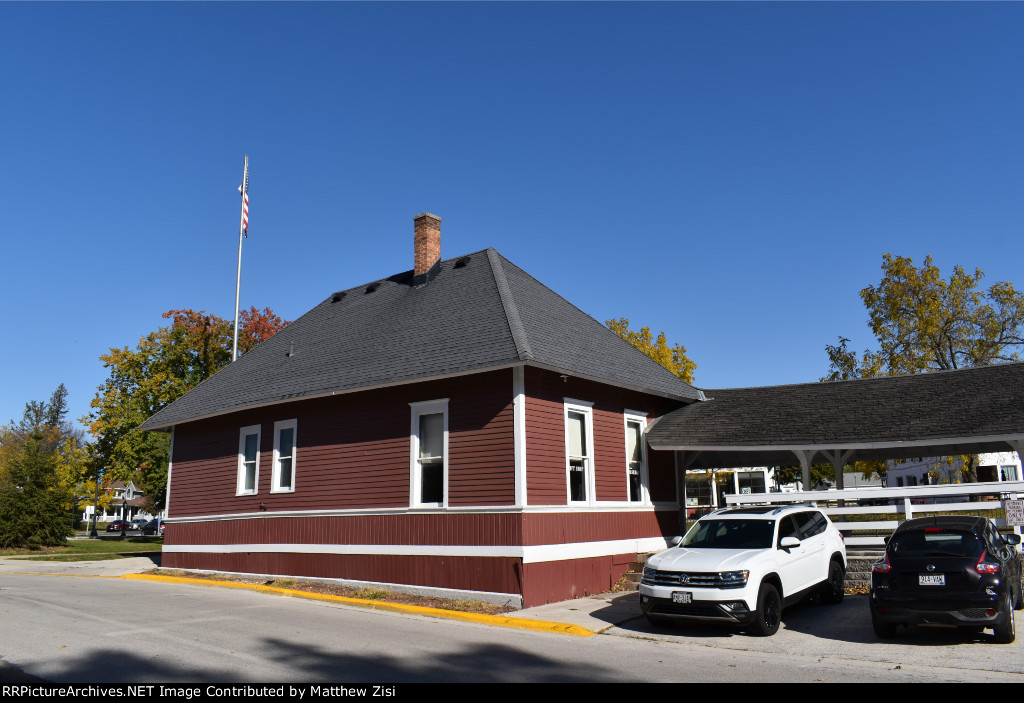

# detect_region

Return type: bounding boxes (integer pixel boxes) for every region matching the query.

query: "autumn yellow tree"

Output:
[825,253,1024,481]
[606,317,697,384]
[85,308,289,510]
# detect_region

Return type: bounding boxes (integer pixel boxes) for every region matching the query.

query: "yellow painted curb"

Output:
[122,574,596,638]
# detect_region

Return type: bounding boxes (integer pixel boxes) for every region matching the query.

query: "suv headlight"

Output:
[717,570,750,587]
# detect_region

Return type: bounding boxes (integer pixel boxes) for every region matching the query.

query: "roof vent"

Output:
[454,256,471,269]
[331,291,346,303]
[365,282,381,294]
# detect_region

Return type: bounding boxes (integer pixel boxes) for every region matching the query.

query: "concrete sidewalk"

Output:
[0,555,161,577]
[512,591,644,633]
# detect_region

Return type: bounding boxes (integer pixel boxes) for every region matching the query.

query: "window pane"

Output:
[567,411,587,457]
[626,421,642,465]
[244,461,256,492]
[569,459,587,501]
[278,457,292,490]
[243,433,258,463]
[278,428,294,458]
[421,460,443,504]
[629,471,641,502]
[419,413,444,459]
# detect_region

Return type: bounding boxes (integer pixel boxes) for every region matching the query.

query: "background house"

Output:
[81,480,159,525]
[886,451,1021,486]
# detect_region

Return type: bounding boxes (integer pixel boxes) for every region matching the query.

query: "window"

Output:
[737,471,766,495]
[685,473,714,507]
[624,412,648,503]
[237,425,261,495]
[271,419,297,492]
[564,400,594,503]
[410,399,448,507]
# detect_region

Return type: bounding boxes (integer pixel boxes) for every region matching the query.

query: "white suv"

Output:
[639,505,847,636]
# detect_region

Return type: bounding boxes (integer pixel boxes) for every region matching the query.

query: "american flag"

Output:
[241,168,249,237]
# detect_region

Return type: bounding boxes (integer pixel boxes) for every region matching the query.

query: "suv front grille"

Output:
[651,601,729,618]
[645,570,746,589]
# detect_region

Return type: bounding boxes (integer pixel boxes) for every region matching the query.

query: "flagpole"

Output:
[232,155,249,362]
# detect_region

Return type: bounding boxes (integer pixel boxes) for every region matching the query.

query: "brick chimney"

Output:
[413,212,441,284]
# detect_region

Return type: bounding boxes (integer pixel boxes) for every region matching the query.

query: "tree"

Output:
[825,253,1024,482]
[85,308,289,506]
[0,385,85,548]
[0,435,73,548]
[826,254,1024,380]
[606,318,697,384]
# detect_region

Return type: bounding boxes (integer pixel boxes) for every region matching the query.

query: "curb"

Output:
[122,574,596,638]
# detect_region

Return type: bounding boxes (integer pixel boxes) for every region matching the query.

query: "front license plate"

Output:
[919,574,945,586]
[672,591,693,604]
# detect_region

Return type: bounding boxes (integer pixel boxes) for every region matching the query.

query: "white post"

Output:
[232,155,249,362]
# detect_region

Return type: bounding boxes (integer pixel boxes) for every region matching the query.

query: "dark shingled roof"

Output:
[139,248,700,431]
[647,362,1024,467]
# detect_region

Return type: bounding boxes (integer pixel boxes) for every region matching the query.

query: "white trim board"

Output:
[162,536,670,564]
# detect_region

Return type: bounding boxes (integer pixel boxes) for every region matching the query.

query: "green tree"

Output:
[606,317,697,384]
[0,435,73,548]
[85,308,289,505]
[825,254,1024,482]
[0,385,85,548]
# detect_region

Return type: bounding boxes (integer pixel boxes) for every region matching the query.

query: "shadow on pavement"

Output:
[0,638,621,684]
[592,593,1008,647]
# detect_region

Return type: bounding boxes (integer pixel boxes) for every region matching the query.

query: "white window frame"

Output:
[410,399,449,508]
[236,424,262,496]
[623,410,650,505]
[564,399,595,505]
[271,419,298,493]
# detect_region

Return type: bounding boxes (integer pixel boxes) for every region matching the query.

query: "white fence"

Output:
[724,480,1024,547]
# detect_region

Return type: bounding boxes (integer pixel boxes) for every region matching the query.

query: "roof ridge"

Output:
[487,248,533,361]
[700,360,1024,394]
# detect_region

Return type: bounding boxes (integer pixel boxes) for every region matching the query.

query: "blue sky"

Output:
[2,1,1022,432]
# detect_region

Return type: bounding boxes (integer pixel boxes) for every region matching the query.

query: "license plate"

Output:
[919,574,945,586]
[672,591,693,604]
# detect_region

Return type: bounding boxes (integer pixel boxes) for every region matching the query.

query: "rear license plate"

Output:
[919,574,945,586]
[672,591,693,604]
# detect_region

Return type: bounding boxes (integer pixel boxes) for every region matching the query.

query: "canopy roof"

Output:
[647,362,1024,469]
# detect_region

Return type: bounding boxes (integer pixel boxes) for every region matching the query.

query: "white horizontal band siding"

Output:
[162,536,669,564]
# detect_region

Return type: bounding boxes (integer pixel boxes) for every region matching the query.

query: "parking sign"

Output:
[1005,499,1024,526]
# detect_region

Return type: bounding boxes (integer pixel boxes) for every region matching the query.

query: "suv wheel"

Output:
[821,560,845,605]
[751,583,781,637]
[993,597,1016,644]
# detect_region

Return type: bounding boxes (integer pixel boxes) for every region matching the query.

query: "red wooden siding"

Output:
[162,552,522,597]
[647,448,678,503]
[164,512,523,547]
[522,367,682,506]
[521,555,635,606]
[521,510,670,546]
[169,370,515,517]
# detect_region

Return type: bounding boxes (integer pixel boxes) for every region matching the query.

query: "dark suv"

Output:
[870,516,1023,643]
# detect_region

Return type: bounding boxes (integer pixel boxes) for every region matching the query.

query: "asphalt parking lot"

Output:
[551,591,1024,676]
[3,556,1022,679]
